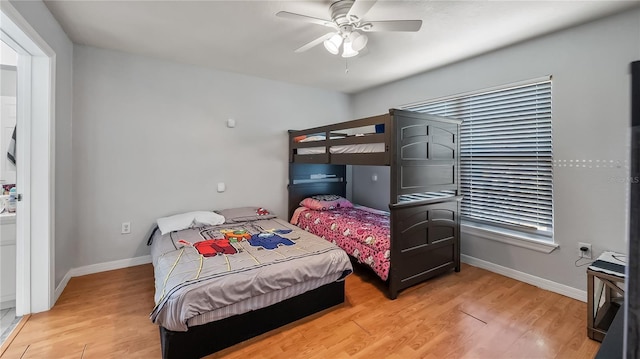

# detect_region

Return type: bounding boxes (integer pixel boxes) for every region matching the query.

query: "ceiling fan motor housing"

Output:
[330,0,356,26]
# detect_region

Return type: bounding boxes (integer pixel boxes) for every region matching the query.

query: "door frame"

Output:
[1,2,56,315]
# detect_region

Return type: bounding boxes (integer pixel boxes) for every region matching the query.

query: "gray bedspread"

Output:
[149,217,352,332]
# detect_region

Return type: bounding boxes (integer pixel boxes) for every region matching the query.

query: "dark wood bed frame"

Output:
[288,109,463,299]
[159,280,345,359]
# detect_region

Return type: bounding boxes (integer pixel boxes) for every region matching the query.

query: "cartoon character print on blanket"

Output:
[221,229,251,242]
[175,223,298,257]
[192,238,237,256]
[248,233,295,250]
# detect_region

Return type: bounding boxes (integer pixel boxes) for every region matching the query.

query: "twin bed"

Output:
[149,109,462,358]
[292,203,392,281]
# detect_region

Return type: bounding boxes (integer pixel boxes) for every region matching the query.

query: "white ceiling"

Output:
[45,0,639,94]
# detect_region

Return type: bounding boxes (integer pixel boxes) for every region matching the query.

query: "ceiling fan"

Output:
[276,0,422,58]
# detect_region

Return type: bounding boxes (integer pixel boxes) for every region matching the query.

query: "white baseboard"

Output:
[68,255,152,277]
[54,271,71,303]
[0,299,15,310]
[461,254,587,302]
[0,293,15,303]
[54,255,152,303]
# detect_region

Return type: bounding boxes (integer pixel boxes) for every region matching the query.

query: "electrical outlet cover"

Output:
[578,242,592,259]
[121,222,131,234]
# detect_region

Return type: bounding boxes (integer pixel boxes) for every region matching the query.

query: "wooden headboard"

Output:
[288,163,347,220]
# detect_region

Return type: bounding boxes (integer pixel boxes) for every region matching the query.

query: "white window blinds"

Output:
[404,79,553,238]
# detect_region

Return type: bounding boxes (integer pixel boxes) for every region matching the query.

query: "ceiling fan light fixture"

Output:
[341,40,359,58]
[349,31,368,52]
[279,0,423,57]
[323,33,343,55]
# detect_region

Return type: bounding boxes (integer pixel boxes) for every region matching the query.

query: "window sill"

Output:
[461,222,558,254]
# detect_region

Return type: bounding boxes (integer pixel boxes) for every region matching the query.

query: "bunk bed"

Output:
[288,109,462,299]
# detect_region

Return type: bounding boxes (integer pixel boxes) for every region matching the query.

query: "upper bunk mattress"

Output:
[148,217,352,331]
[292,206,391,281]
[297,142,385,155]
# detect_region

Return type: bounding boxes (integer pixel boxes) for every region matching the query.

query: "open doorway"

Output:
[0,3,55,348]
[0,38,19,344]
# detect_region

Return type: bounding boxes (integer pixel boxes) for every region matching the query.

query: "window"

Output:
[404,78,553,240]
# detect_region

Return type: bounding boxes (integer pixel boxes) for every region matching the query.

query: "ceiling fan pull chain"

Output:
[345,59,349,74]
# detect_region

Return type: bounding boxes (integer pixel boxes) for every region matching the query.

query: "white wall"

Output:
[1,67,17,97]
[9,0,74,289]
[352,165,390,211]
[352,10,640,291]
[72,45,351,266]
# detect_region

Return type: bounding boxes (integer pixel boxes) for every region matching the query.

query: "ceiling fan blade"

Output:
[276,11,335,28]
[363,20,423,32]
[347,0,377,21]
[295,33,335,53]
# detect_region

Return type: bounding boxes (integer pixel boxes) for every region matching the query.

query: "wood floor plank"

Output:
[0,263,600,359]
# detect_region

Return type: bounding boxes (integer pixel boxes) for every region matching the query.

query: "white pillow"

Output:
[156,211,225,235]
[193,211,225,226]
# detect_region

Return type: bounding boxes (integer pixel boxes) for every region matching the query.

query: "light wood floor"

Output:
[0,263,600,359]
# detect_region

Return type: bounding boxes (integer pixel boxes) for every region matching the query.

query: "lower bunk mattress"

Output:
[292,206,390,281]
[148,217,353,332]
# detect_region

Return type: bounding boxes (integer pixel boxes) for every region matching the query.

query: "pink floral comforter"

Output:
[294,207,390,280]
